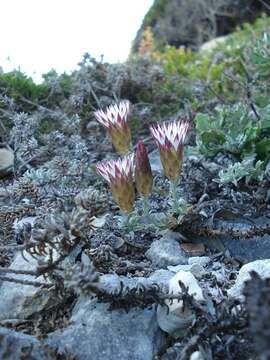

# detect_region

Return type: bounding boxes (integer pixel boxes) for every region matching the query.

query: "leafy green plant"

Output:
[195,103,270,163]
[0,70,49,105]
[249,32,270,78]
[216,155,264,186]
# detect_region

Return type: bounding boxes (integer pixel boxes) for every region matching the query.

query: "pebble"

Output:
[0,148,14,177]
[146,236,188,268]
[228,259,270,300]
[188,256,211,267]
[157,270,205,336]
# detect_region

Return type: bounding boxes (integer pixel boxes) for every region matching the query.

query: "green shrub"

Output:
[195,103,270,162]
[0,70,49,105]
[154,16,270,101]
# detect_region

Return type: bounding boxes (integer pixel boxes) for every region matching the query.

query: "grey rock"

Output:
[0,327,53,360]
[148,150,162,173]
[157,270,205,336]
[13,216,36,233]
[157,305,194,338]
[189,216,270,262]
[188,256,211,267]
[228,259,270,300]
[46,298,166,360]
[148,269,175,287]
[213,217,270,262]
[190,351,205,360]
[96,270,174,295]
[146,237,188,268]
[0,252,51,320]
[167,264,193,272]
[0,148,14,177]
[189,264,205,279]
[200,36,228,51]
[167,263,205,279]
[222,234,270,263]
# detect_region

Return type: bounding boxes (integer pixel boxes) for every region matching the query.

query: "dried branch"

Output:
[0,275,51,288]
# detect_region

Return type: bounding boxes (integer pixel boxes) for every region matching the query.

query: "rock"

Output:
[13,216,36,233]
[228,259,270,300]
[200,36,228,51]
[0,252,52,320]
[167,264,193,272]
[166,270,204,312]
[180,243,205,256]
[157,270,205,336]
[189,216,270,262]
[222,234,270,263]
[96,270,174,295]
[190,351,205,360]
[148,269,175,286]
[167,263,205,279]
[188,256,211,267]
[0,187,8,199]
[0,148,14,177]
[0,327,53,360]
[46,298,166,360]
[146,236,188,268]
[148,149,162,173]
[189,264,205,279]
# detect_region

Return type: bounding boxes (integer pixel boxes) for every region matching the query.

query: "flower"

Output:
[150,119,189,182]
[94,100,132,155]
[96,155,135,213]
[135,141,153,197]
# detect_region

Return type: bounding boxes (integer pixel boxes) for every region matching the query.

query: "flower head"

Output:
[96,155,135,213]
[150,119,189,181]
[135,141,153,197]
[94,101,132,155]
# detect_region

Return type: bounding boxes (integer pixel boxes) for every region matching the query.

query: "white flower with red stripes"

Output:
[96,155,134,185]
[94,100,131,130]
[150,119,189,152]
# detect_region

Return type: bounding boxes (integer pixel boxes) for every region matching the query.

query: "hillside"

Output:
[132,0,267,51]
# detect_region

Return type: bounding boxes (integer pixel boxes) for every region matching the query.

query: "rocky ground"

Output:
[0,130,270,360]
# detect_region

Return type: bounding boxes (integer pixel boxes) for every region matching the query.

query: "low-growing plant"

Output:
[95,100,191,232]
[195,103,270,163]
[215,155,264,186]
[0,70,49,109]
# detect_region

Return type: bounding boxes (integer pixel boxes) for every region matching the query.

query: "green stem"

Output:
[170,180,179,213]
[120,211,132,228]
[141,196,163,230]
[142,196,150,218]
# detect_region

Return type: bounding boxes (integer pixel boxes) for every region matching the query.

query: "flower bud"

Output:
[135,141,153,197]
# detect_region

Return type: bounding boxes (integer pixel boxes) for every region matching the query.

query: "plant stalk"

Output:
[170,179,179,214]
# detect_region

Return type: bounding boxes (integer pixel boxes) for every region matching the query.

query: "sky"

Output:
[0,0,154,82]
